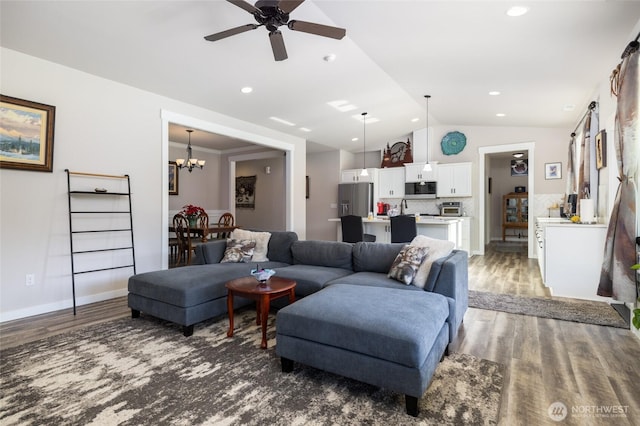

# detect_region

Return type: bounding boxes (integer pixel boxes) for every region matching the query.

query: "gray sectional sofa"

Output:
[127,230,468,416]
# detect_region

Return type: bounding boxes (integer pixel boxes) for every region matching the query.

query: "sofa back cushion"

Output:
[352,242,405,273]
[266,231,298,264]
[291,240,353,270]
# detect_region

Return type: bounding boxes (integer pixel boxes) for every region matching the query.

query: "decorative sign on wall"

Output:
[441,131,466,155]
[236,175,256,209]
[380,139,413,168]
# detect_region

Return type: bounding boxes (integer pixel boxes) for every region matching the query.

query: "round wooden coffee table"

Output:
[225,276,296,349]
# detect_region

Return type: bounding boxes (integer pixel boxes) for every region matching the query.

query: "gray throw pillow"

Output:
[387,245,430,285]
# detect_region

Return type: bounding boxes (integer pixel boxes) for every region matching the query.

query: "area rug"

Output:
[0,311,504,425]
[469,290,628,329]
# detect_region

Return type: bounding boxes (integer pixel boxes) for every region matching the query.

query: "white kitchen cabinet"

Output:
[437,162,472,197]
[340,168,377,183]
[542,221,608,301]
[404,163,437,182]
[458,216,472,256]
[377,167,405,198]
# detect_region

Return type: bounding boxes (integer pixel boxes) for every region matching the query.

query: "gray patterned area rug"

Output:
[0,310,503,425]
[469,290,628,329]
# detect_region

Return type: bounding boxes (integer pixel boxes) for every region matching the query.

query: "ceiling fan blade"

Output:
[278,0,305,14]
[204,24,258,42]
[288,20,346,40]
[227,0,261,15]
[269,30,288,61]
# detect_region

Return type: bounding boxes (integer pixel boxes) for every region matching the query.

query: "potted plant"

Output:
[181,204,205,227]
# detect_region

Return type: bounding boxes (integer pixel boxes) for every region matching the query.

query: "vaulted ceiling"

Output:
[2,1,639,152]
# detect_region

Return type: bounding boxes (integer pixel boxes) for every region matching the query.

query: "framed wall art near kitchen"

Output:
[168,161,179,195]
[510,159,528,176]
[0,95,56,172]
[595,130,606,169]
[545,162,562,180]
[236,175,256,209]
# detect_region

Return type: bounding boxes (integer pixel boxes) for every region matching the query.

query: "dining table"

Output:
[169,225,239,242]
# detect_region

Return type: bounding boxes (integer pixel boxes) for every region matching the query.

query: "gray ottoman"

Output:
[275,284,450,417]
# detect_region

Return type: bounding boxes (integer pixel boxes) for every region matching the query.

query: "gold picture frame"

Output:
[595,130,606,170]
[0,95,56,172]
[169,161,179,195]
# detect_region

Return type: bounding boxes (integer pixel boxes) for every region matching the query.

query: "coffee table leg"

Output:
[260,294,270,349]
[226,290,234,337]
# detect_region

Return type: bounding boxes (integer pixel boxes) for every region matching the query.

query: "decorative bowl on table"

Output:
[251,268,275,285]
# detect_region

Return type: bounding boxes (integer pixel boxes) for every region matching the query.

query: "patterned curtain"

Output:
[563,133,576,215]
[597,47,639,302]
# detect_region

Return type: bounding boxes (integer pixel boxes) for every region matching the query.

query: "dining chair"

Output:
[196,211,210,242]
[172,214,193,266]
[216,212,235,239]
[340,215,376,243]
[390,214,418,243]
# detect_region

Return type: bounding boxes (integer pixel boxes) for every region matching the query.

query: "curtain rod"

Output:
[621,31,640,59]
[570,101,596,137]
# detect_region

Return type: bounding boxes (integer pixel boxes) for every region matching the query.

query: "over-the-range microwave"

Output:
[404,181,437,199]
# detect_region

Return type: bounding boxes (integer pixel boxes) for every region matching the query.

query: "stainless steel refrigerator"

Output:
[338,182,374,217]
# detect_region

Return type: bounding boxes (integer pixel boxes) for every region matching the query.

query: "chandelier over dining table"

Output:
[176,129,205,172]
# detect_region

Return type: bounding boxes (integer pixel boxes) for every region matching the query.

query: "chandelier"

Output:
[176,129,205,172]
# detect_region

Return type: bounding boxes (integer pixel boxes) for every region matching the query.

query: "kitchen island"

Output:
[330,216,461,247]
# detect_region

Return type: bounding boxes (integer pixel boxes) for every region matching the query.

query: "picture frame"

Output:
[510,159,528,176]
[168,161,179,195]
[545,162,562,180]
[0,94,56,172]
[595,130,606,169]
[236,175,256,209]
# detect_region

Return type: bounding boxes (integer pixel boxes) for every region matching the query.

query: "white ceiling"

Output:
[2,1,639,153]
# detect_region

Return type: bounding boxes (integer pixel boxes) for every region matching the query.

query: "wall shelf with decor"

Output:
[502,192,528,241]
[65,170,136,315]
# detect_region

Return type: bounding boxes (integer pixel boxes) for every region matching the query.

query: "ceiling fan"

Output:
[204,0,346,61]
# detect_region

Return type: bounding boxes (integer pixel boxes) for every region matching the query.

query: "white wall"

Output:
[168,144,221,212]
[0,48,306,321]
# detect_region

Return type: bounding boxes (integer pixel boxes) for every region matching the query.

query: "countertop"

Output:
[329,216,462,224]
[536,217,607,227]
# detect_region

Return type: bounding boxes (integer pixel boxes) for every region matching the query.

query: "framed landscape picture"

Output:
[168,161,178,195]
[0,95,56,172]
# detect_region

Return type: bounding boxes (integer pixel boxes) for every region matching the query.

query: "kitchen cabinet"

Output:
[377,168,405,198]
[458,217,472,256]
[404,163,437,182]
[502,192,528,240]
[436,162,472,197]
[340,168,377,183]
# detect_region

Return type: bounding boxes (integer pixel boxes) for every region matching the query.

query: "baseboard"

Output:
[0,288,128,323]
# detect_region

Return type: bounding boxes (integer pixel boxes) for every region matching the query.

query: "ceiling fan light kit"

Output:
[204,0,346,61]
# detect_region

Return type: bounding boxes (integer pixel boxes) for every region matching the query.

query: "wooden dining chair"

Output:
[216,212,235,239]
[196,211,210,242]
[172,214,192,266]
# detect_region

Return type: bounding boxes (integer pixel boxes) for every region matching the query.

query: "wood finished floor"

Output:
[1,241,639,425]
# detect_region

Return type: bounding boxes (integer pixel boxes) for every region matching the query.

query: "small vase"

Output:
[188,217,197,228]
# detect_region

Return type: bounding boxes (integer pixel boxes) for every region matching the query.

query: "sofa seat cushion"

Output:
[276,284,449,368]
[128,262,289,307]
[326,271,424,292]
[274,265,353,297]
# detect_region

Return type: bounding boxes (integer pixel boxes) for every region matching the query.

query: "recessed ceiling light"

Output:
[506,6,529,17]
[328,100,357,112]
[269,116,295,126]
[241,87,253,94]
[496,113,506,117]
[489,91,501,96]
[352,137,359,142]
[563,104,576,112]
[411,117,420,122]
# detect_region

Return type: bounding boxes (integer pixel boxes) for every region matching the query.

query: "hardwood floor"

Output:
[1,241,639,425]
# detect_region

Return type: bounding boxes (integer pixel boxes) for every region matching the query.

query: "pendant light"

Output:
[423,95,432,172]
[360,112,369,177]
[176,129,205,173]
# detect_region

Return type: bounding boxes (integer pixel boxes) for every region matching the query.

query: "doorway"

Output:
[160,110,298,269]
[478,142,535,258]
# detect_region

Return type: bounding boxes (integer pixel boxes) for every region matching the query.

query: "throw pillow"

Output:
[387,245,430,285]
[220,239,256,263]
[410,235,455,289]
[231,229,271,262]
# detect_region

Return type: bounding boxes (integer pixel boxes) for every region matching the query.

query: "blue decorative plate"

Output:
[441,131,467,155]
